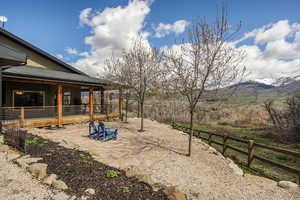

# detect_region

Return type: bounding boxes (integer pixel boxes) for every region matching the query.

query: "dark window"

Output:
[63,91,71,105]
[14,91,44,107]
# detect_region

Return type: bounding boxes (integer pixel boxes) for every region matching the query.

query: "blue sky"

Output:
[1,0,300,82]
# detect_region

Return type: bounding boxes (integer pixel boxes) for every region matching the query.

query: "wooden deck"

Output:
[3,113,120,128]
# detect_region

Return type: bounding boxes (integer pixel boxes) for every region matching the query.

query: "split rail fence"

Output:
[172,123,300,184]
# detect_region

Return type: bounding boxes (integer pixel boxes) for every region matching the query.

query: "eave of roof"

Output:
[2,66,120,88]
[0,28,85,75]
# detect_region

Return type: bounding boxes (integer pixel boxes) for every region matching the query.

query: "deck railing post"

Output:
[19,107,25,128]
[208,132,212,146]
[57,85,63,127]
[89,87,94,121]
[222,134,228,155]
[100,88,105,114]
[248,140,255,167]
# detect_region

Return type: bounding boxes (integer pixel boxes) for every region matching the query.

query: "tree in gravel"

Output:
[126,39,164,131]
[105,55,133,123]
[107,38,164,131]
[165,6,246,156]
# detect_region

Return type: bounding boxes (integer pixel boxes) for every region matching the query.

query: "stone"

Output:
[28,163,48,180]
[42,173,57,185]
[0,135,3,143]
[52,192,69,200]
[68,196,76,200]
[208,147,218,155]
[5,151,21,161]
[124,165,141,177]
[169,192,187,200]
[228,162,244,176]
[136,174,155,185]
[0,144,10,152]
[163,186,187,200]
[81,196,88,200]
[85,188,95,195]
[278,181,299,189]
[16,155,43,169]
[52,179,68,190]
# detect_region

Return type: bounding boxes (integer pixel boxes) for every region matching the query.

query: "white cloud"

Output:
[74,0,152,77]
[154,20,189,38]
[0,16,7,23]
[66,47,78,55]
[234,20,300,82]
[55,54,64,59]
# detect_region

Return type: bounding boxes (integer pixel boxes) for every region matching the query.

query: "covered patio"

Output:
[0,66,123,128]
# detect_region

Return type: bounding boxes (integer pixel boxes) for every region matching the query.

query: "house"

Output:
[0,28,122,128]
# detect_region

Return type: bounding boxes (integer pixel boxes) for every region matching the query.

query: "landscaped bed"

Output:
[3,129,168,200]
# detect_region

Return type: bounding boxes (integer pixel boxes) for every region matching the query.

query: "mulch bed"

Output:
[4,130,168,200]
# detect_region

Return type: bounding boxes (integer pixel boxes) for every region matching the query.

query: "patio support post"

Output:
[89,87,94,120]
[57,85,63,127]
[100,88,105,114]
[119,87,123,121]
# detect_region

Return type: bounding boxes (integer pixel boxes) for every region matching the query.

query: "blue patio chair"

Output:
[88,120,103,139]
[98,121,118,142]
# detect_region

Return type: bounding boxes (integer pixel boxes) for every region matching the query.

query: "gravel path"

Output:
[0,151,54,200]
[31,118,300,200]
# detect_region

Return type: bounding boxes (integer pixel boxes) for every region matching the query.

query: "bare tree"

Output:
[165,6,246,156]
[126,39,164,131]
[105,54,133,123]
[107,38,164,131]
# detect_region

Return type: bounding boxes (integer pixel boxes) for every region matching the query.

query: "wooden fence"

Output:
[171,123,300,184]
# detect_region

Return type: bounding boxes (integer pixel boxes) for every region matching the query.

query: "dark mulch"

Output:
[4,131,168,200]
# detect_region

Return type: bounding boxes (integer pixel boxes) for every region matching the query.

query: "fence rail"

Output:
[172,123,300,184]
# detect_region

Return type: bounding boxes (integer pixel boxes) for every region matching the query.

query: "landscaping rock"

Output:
[85,188,95,195]
[136,174,155,185]
[0,135,3,143]
[163,186,187,200]
[52,192,70,200]
[0,144,10,152]
[16,155,43,169]
[278,181,299,189]
[52,179,68,190]
[42,173,57,185]
[28,163,48,180]
[226,158,244,176]
[5,151,20,161]
[124,165,141,177]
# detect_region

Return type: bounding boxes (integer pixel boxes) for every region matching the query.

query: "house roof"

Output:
[0,44,27,66]
[3,65,118,88]
[0,28,85,75]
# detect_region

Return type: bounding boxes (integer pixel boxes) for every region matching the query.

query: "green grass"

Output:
[174,122,300,183]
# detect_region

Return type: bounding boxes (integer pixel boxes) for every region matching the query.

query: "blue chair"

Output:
[88,120,117,142]
[98,121,118,142]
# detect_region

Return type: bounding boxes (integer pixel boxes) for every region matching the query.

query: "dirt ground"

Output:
[30,118,300,200]
[0,152,54,200]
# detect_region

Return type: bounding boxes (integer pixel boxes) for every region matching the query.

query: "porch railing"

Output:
[0,104,120,128]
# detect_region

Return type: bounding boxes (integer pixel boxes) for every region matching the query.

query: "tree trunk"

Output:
[139,101,144,131]
[137,100,140,118]
[125,97,129,123]
[187,109,194,156]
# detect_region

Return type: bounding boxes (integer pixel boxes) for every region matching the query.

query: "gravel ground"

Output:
[31,118,300,200]
[0,152,54,200]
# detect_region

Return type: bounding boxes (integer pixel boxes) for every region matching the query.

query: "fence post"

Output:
[208,132,212,146]
[19,107,25,128]
[222,134,228,155]
[248,140,255,167]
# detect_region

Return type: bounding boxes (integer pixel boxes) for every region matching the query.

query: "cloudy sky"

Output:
[1,0,300,83]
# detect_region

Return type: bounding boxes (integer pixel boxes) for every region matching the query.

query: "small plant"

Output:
[24,137,39,145]
[105,170,119,178]
[122,186,129,193]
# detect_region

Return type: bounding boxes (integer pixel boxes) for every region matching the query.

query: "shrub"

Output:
[105,170,119,178]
